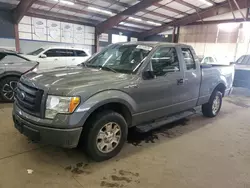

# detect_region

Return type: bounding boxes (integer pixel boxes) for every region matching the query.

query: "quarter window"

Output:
[182,48,196,70]
[150,47,180,77]
[75,50,87,57]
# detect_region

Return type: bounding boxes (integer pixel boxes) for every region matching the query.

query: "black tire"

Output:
[0,76,19,102]
[82,110,128,162]
[202,90,222,117]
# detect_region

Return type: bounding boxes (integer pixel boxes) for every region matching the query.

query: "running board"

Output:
[135,109,197,133]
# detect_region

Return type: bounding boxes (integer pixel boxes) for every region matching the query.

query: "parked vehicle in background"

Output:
[199,55,230,65]
[233,55,250,88]
[0,49,38,102]
[13,42,234,161]
[21,46,91,70]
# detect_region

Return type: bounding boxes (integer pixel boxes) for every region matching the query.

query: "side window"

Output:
[151,47,180,77]
[203,57,209,64]
[0,54,27,63]
[181,48,196,70]
[44,49,61,57]
[44,49,75,57]
[66,50,75,57]
[75,50,87,57]
[208,57,215,64]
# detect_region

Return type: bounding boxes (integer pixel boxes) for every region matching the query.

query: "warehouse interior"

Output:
[0,0,250,187]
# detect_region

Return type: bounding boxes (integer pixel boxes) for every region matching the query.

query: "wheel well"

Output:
[85,102,132,127]
[0,75,20,82]
[214,83,226,97]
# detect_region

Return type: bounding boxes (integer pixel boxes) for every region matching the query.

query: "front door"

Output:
[132,46,186,125]
[180,47,201,109]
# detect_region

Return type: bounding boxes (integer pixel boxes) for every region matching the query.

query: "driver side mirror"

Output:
[142,71,155,80]
[40,54,47,58]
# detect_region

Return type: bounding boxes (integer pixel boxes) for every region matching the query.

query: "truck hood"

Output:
[21,66,134,95]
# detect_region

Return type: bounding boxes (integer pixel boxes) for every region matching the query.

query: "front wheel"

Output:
[83,111,128,162]
[202,90,222,117]
[0,77,19,102]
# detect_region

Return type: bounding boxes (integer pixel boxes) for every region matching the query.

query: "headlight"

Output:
[45,95,80,119]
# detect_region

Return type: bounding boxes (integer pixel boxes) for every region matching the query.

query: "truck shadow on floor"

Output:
[57,112,232,174]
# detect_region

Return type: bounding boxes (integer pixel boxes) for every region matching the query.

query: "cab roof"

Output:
[116,41,191,48]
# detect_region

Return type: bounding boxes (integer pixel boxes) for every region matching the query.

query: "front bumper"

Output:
[13,111,82,148]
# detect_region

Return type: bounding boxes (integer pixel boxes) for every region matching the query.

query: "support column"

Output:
[172,27,176,43]
[14,24,20,52]
[95,31,100,53]
[176,27,180,43]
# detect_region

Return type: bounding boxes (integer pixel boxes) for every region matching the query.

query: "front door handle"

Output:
[177,78,187,85]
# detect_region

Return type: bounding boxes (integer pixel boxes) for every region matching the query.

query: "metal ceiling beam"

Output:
[188,18,249,25]
[206,0,216,6]
[228,0,236,20]
[28,8,96,26]
[154,3,188,15]
[27,9,144,33]
[97,0,175,22]
[232,0,246,20]
[96,0,163,34]
[12,0,38,23]
[140,0,249,38]
[174,0,201,10]
[35,0,160,29]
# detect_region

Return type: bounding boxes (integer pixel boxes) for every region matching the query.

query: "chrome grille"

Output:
[15,82,44,117]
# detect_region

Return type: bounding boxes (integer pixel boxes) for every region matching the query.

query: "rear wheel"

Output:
[82,110,128,162]
[202,90,222,117]
[0,77,19,102]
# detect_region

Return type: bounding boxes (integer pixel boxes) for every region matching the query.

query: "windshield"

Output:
[236,55,250,65]
[85,44,153,74]
[27,48,44,55]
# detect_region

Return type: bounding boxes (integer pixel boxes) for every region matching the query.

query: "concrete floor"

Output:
[1,88,250,188]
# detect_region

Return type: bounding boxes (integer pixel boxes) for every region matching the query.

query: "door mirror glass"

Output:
[40,54,47,58]
[142,71,155,79]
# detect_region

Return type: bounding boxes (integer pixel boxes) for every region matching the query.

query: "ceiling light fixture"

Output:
[53,0,74,5]
[128,17,142,22]
[87,7,113,15]
[199,0,213,6]
[146,21,162,26]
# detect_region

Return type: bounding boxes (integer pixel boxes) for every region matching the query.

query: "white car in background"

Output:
[22,46,91,70]
[199,55,230,65]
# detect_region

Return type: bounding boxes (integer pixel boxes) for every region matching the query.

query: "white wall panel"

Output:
[19,16,95,50]
[47,20,61,42]
[32,17,47,41]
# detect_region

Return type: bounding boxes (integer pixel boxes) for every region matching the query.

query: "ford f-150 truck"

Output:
[13,42,234,161]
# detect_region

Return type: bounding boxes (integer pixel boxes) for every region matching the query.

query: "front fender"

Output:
[74,90,137,125]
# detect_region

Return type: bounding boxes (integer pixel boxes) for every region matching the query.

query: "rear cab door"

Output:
[177,45,201,109]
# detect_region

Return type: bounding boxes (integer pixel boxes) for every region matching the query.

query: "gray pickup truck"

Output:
[13,42,234,161]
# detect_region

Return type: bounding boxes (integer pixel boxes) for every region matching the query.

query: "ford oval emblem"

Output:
[20,92,26,100]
